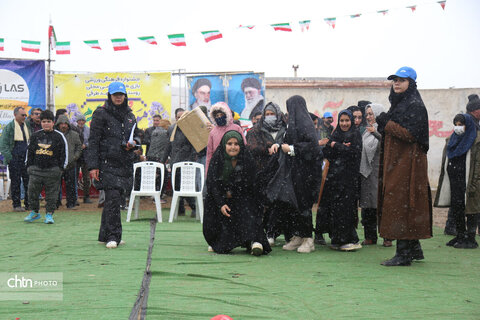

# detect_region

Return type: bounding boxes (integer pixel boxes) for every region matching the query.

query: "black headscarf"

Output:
[330,109,361,144]
[387,78,429,153]
[259,102,286,133]
[106,93,131,122]
[284,95,317,145]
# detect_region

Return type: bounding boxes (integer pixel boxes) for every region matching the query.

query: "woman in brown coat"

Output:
[376,66,432,266]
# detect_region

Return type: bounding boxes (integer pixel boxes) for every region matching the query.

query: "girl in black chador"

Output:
[319,109,363,251]
[203,130,271,255]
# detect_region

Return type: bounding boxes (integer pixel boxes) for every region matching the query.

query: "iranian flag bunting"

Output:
[239,25,255,29]
[56,41,70,54]
[0,38,4,51]
[21,40,41,53]
[407,5,417,12]
[438,1,446,10]
[350,14,361,18]
[299,20,310,32]
[138,36,157,45]
[324,17,336,29]
[111,38,129,51]
[84,40,101,50]
[271,23,292,32]
[201,30,222,43]
[168,34,186,46]
[377,10,389,15]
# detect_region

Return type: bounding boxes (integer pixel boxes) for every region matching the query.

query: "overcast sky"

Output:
[0,0,479,89]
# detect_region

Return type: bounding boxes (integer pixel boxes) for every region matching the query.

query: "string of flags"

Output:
[0,0,446,54]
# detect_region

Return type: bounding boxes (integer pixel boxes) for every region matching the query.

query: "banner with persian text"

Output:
[53,72,171,130]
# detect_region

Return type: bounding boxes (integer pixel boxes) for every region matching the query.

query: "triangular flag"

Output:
[438,1,446,10]
[111,38,129,51]
[48,25,57,49]
[201,30,222,43]
[84,40,101,50]
[377,10,389,16]
[350,14,361,18]
[239,25,255,29]
[21,40,41,53]
[55,41,70,54]
[138,36,157,45]
[299,20,311,32]
[168,34,186,46]
[407,5,417,12]
[324,17,336,29]
[0,38,4,51]
[271,23,292,32]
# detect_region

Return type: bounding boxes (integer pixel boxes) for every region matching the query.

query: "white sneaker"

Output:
[297,238,315,253]
[119,240,126,246]
[340,243,360,251]
[207,246,214,252]
[251,242,263,256]
[282,236,303,251]
[267,237,275,246]
[106,241,118,249]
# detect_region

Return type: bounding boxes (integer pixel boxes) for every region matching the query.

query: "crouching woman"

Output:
[203,131,271,255]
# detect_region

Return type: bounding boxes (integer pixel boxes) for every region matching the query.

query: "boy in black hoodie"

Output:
[24,110,67,224]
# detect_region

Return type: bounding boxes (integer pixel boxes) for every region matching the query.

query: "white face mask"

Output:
[264,115,277,125]
[454,125,465,135]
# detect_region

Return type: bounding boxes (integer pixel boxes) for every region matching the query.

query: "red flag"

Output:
[438,1,446,10]
[48,25,57,49]
[407,5,417,13]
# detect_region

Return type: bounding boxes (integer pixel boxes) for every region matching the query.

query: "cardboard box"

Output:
[176,107,210,153]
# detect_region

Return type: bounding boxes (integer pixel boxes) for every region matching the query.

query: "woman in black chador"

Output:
[319,109,363,251]
[203,130,271,255]
[265,95,322,253]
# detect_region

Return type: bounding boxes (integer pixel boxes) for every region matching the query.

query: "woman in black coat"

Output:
[246,102,287,245]
[203,130,271,255]
[87,81,141,249]
[266,95,322,253]
[319,109,363,251]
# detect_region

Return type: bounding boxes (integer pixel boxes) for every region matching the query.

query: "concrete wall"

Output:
[265,83,479,189]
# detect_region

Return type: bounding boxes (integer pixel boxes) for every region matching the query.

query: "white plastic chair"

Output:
[0,165,10,201]
[126,161,164,223]
[169,162,204,223]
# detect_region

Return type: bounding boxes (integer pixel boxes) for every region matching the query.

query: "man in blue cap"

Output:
[87,81,141,249]
[317,111,334,145]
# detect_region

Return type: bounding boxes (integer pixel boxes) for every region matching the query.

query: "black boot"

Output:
[446,235,461,247]
[314,233,327,245]
[381,240,412,266]
[409,240,424,261]
[455,233,478,249]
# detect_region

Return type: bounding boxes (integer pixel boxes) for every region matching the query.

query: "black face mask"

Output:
[215,115,227,126]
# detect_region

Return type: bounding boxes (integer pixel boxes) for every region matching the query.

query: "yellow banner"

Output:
[53,72,171,130]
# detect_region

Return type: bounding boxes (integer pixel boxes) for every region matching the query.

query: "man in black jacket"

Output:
[87,82,141,249]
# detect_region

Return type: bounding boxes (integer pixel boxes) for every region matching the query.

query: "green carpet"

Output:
[1,208,479,319]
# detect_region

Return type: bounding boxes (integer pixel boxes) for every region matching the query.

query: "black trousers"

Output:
[59,166,77,207]
[9,157,29,208]
[268,203,312,240]
[98,188,123,243]
[361,208,378,241]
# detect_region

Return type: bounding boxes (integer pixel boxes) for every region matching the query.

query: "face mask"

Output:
[264,115,277,125]
[215,115,227,126]
[454,125,465,135]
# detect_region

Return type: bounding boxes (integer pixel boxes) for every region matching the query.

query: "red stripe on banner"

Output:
[205,34,222,42]
[56,50,70,54]
[22,47,40,53]
[0,47,4,51]
[113,45,129,51]
[273,27,292,32]
[171,42,186,47]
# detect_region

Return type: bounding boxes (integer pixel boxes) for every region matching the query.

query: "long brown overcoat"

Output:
[378,121,432,239]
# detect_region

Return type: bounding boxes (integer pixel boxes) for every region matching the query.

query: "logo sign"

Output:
[0,272,63,301]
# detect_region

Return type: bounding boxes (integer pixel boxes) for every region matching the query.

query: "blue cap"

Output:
[108,82,127,94]
[387,66,417,81]
[323,111,333,118]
